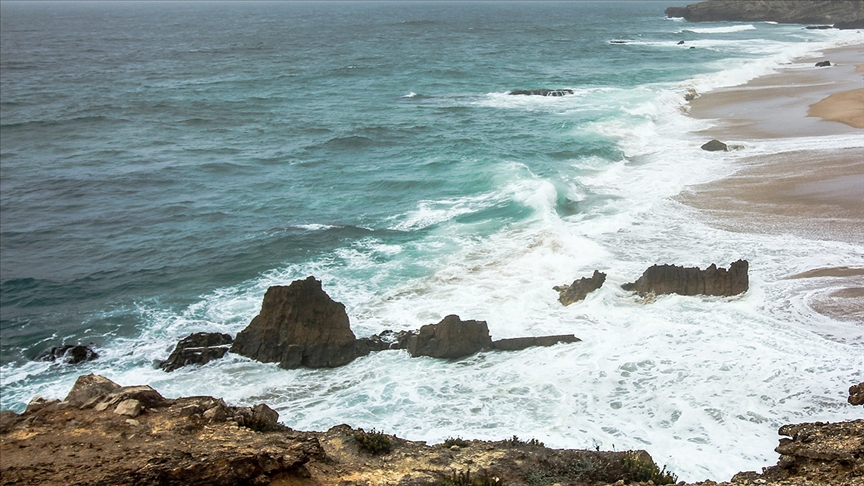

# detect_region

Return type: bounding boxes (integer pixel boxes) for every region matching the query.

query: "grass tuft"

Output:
[623,453,678,485]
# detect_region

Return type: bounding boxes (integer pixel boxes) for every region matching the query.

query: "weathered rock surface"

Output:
[665,0,864,26]
[622,260,749,297]
[701,139,728,151]
[510,89,574,96]
[160,331,233,372]
[231,276,359,369]
[850,382,864,406]
[492,334,581,351]
[554,270,606,306]
[407,314,493,359]
[34,344,98,364]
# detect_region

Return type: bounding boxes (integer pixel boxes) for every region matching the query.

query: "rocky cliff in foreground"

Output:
[666,0,864,28]
[2,375,862,485]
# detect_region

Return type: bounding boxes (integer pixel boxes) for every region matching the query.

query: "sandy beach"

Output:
[679,44,864,322]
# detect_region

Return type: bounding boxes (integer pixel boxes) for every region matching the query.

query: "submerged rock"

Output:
[815,60,832,67]
[35,344,98,364]
[407,315,493,359]
[509,89,574,96]
[491,334,580,351]
[701,139,728,151]
[622,260,749,297]
[230,276,359,369]
[553,270,606,306]
[160,332,233,372]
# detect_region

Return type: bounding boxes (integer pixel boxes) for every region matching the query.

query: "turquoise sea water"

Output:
[2,1,863,480]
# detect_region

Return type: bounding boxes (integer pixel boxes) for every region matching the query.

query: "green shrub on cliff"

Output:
[353,428,391,454]
[443,437,471,448]
[623,453,678,485]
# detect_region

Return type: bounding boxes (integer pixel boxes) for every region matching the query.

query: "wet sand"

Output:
[678,44,864,322]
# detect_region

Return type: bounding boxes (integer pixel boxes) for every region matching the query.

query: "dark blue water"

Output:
[2,2,862,480]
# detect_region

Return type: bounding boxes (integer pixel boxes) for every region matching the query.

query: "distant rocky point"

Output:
[666,0,864,28]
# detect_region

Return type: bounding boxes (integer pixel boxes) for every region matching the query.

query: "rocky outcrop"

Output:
[835,19,864,29]
[665,1,864,26]
[554,270,606,306]
[407,314,493,359]
[510,89,574,96]
[356,329,417,353]
[35,344,98,364]
[701,139,728,151]
[850,382,864,406]
[159,332,233,372]
[492,334,581,351]
[622,260,749,297]
[230,276,359,369]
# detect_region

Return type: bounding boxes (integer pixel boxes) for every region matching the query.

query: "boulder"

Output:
[230,276,359,369]
[93,385,169,412]
[622,260,749,297]
[35,344,98,364]
[407,315,493,359]
[677,40,685,45]
[849,382,864,406]
[114,399,142,418]
[701,139,728,151]
[492,335,580,351]
[160,332,233,372]
[553,270,606,306]
[509,89,574,96]
[815,60,831,67]
[64,374,122,407]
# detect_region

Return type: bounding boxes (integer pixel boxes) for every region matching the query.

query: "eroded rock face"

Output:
[665,1,864,25]
[554,270,606,306]
[160,332,233,372]
[407,315,493,359]
[849,382,864,406]
[35,344,98,364]
[622,260,749,297]
[230,277,359,369]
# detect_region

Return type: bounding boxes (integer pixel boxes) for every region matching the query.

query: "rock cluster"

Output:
[554,270,606,306]
[665,0,864,27]
[34,344,98,364]
[509,89,574,96]
[622,260,749,297]
[159,332,233,372]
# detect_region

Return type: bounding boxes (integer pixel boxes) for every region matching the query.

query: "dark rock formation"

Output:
[850,382,864,406]
[553,270,606,306]
[35,344,98,364]
[407,315,493,359]
[665,1,864,25]
[492,334,580,351]
[160,332,233,372]
[701,139,728,151]
[356,329,417,353]
[835,18,864,29]
[510,89,574,96]
[815,60,832,67]
[622,260,749,297]
[677,40,685,45]
[230,276,359,369]
[806,25,833,29]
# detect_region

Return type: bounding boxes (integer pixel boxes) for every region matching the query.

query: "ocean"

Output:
[1,1,862,480]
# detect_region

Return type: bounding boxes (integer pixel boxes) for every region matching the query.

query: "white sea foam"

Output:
[684,25,757,34]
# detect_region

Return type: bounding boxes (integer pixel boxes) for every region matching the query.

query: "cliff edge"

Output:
[666,0,864,28]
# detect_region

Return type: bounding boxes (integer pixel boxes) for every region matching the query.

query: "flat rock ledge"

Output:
[2,375,862,486]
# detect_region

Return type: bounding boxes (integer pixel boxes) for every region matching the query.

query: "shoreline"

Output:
[678,44,864,323]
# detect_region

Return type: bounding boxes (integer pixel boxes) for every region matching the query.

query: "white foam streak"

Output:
[684,25,757,34]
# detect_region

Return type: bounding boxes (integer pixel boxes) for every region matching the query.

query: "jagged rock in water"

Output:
[230,276,359,369]
[701,139,728,151]
[356,329,417,354]
[491,334,580,351]
[665,0,864,25]
[677,40,685,44]
[622,260,749,297]
[553,270,606,306]
[850,382,864,406]
[509,89,574,96]
[806,25,833,29]
[815,60,832,67]
[407,315,493,359]
[35,344,98,364]
[160,332,233,372]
